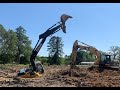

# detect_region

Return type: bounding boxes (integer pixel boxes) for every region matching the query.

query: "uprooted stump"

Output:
[70,69,87,77]
[59,66,87,77]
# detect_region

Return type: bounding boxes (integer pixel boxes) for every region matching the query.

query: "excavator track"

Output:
[88,65,120,73]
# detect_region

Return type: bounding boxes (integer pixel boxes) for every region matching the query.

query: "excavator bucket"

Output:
[60,14,72,33]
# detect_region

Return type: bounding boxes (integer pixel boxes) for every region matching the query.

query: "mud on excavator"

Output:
[16,14,72,78]
[70,40,119,73]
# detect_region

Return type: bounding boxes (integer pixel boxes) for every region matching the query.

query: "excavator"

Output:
[16,14,72,78]
[70,40,119,73]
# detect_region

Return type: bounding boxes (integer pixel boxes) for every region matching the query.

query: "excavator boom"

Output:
[30,14,72,72]
[70,40,101,70]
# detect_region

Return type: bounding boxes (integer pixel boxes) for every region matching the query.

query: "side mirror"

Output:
[60,14,72,33]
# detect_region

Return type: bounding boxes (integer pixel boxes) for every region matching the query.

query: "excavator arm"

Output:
[70,40,101,69]
[30,14,72,72]
[70,40,79,69]
[30,23,62,71]
[78,42,101,65]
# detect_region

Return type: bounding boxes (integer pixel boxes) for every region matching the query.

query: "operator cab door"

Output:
[105,55,111,64]
[100,54,111,65]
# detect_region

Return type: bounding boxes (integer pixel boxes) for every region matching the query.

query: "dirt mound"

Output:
[55,67,120,87]
[0,65,120,87]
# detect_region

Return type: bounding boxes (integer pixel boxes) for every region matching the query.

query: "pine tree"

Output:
[47,36,64,65]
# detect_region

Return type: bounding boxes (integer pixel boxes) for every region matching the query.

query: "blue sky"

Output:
[0,3,120,56]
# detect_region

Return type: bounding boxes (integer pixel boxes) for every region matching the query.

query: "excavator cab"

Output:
[100,54,111,65]
[99,54,112,71]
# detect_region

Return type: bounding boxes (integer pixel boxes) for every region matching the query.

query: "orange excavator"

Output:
[70,40,119,72]
[16,14,72,78]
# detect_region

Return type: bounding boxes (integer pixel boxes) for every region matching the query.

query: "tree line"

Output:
[0,25,32,64]
[0,24,120,65]
[0,24,65,65]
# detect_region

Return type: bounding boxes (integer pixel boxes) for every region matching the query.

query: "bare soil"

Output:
[0,64,120,87]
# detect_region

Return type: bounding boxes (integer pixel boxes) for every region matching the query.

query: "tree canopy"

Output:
[47,36,64,65]
[0,25,32,64]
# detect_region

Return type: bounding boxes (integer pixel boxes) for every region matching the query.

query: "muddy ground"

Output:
[0,64,120,87]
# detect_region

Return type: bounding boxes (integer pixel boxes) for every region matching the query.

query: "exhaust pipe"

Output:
[60,14,72,33]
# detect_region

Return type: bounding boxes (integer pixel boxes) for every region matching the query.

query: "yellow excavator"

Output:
[16,14,72,78]
[70,40,119,72]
